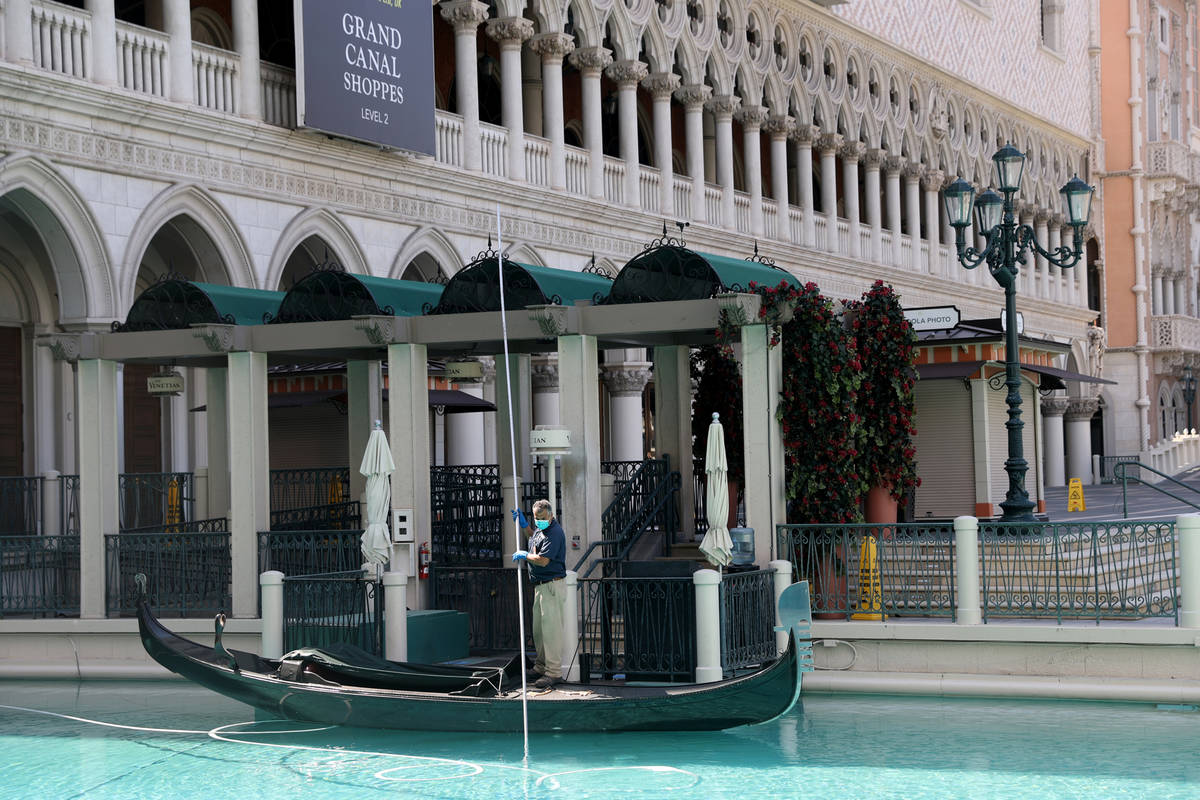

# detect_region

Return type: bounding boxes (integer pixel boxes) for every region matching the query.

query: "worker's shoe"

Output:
[534,675,561,690]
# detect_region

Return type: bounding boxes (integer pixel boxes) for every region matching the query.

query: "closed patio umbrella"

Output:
[700,412,733,568]
[360,420,395,573]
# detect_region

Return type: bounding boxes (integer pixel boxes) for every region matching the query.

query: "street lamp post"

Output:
[942,145,1095,522]
[1183,365,1196,433]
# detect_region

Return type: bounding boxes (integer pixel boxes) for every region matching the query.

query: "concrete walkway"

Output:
[1044,465,1200,522]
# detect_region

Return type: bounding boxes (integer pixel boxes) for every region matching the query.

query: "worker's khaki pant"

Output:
[532,579,565,679]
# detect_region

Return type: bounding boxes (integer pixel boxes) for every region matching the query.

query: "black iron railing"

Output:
[269,501,361,531]
[719,569,777,672]
[574,458,679,578]
[119,472,194,531]
[0,477,41,535]
[258,530,364,576]
[270,467,351,511]
[104,531,230,618]
[578,574,695,682]
[429,564,533,651]
[693,465,746,537]
[430,465,503,565]
[282,571,383,656]
[0,535,80,617]
[60,475,80,536]
[123,517,228,534]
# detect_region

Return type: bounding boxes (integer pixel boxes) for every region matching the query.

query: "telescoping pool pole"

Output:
[496,204,531,763]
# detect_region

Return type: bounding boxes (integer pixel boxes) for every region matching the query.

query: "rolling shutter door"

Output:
[268,402,350,470]
[912,380,974,518]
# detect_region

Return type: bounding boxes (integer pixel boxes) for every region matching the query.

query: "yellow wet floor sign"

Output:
[852,534,885,621]
[1067,478,1086,512]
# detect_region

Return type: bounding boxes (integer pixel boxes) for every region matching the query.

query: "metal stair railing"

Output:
[1115,461,1200,518]
[574,468,680,579]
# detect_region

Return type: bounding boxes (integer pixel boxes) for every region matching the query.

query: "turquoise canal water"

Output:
[1,680,1198,799]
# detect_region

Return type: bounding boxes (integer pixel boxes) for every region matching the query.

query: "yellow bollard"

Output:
[851,534,885,621]
[1067,478,1086,512]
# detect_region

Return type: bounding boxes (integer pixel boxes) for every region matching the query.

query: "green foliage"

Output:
[690,344,744,485]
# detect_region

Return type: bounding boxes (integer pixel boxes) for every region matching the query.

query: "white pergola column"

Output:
[205,366,230,520]
[654,345,694,538]
[922,169,944,276]
[676,84,711,223]
[1041,397,1069,487]
[601,361,652,462]
[740,324,785,568]
[737,105,768,237]
[606,60,648,208]
[77,358,119,619]
[1065,398,1099,485]
[5,0,33,64]
[445,382,487,466]
[885,156,905,267]
[863,148,884,263]
[495,353,531,561]
[708,95,740,228]
[816,133,841,252]
[558,335,601,562]
[164,0,194,103]
[1034,210,1050,299]
[530,32,574,191]
[233,0,260,118]
[570,46,612,200]
[227,351,269,618]
[86,0,117,86]
[531,354,560,427]
[645,72,680,216]
[794,125,817,248]
[841,140,864,259]
[765,116,794,243]
[347,360,383,505]
[903,163,924,270]
[1047,217,1063,303]
[386,343,431,608]
[486,17,534,183]
[441,0,490,172]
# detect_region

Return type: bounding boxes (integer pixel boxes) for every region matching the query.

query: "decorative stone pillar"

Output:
[903,163,924,270]
[1065,397,1100,485]
[793,125,817,248]
[521,46,542,136]
[841,140,865,259]
[601,362,652,462]
[558,335,602,564]
[922,169,944,275]
[884,155,905,267]
[77,358,119,618]
[531,354,560,428]
[1047,214,1063,303]
[487,17,535,183]
[1034,210,1050,299]
[387,343,432,608]
[676,84,712,222]
[644,72,680,215]
[816,133,842,250]
[1041,397,1069,487]
[5,0,33,64]
[1153,269,1164,315]
[863,148,884,263]
[765,116,794,242]
[1175,270,1188,315]
[606,60,648,206]
[232,0,260,118]
[164,0,194,103]
[227,351,269,618]
[87,0,118,86]
[530,32,574,190]
[737,105,768,237]
[570,46,612,200]
[441,0,490,172]
[707,94,740,228]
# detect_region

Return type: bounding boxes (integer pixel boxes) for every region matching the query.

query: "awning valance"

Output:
[603,245,798,304]
[268,270,444,324]
[114,279,284,332]
[916,360,1116,391]
[430,257,613,314]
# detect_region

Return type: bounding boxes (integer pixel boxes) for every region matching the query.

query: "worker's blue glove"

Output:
[511,550,528,562]
[511,508,528,528]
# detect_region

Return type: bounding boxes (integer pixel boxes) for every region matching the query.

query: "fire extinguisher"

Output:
[419,542,431,580]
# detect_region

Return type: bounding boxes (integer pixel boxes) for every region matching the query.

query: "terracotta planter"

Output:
[865,485,898,525]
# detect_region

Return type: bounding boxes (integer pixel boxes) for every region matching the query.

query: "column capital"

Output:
[1040,396,1070,417]
[531,355,559,392]
[734,104,769,129]
[485,16,535,45]
[920,168,945,190]
[862,148,886,169]
[902,162,926,181]
[814,132,843,155]
[600,363,653,397]
[642,71,681,100]
[1049,212,1067,228]
[1066,397,1100,421]
[529,31,575,61]
[790,123,818,144]
[1034,208,1052,225]
[569,46,613,74]
[605,59,648,85]
[479,355,497,383]
[883,155,907,175]
[705,94,741,119]
[763,115,795,139]
[674,83,712,109]
[839,140,866,162]
[439,0,490,33]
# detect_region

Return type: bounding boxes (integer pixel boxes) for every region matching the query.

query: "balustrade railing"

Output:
[0,477,41,535]
[789,208,805,243]
[762,200,778,240]
[192,42,238,114]
[835,218,850,252]
[115,21,167,97]
[479,120,507,178]
[430,464,502,565]
[0,535,79,617]
[733,192,751,233]
[524,135,550,187]
[429,564,533,651]
[32,0,89,79]
[283,571,383,656]
[104,531,230,617]
[673,175,692,216]
[812,214,829,251]
[260,61,296,128]
[602,157,624,205]
[638,166,661,213]
[704,186,722,226]
[564,145,589,195]
[435,112,462,167]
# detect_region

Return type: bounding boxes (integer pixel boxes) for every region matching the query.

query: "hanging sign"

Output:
[147,370,184,397]
[903,306,960,332]
[294,0,435,154]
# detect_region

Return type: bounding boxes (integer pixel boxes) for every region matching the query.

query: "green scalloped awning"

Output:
[430,258,612,314]
[603,246,799,304]
[115,279,284,332]
[268,270,444,323]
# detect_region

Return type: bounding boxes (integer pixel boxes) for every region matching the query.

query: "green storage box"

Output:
[406,609,469,664]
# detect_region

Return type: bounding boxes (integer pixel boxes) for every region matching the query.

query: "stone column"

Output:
[654,345,694,538]
[87,0,118,86]
[1175,271,1188,315]
[922,169,944,276]
[5,0,33,64]
[601,362,653,462]
[736,105,768,237]
[676,84,712,222]
[570,46,612,200]
[521,47,542,136]
[707,94,740,228]
[227,351,269,618]
[233,0,260,118]
[77,358,119,618]
[442,0,489,172]
[644,72,680,216]
[605,59,648,207]
[816,133,842,251]
[1153,270,1164,315]
[558,335,602,564]
[794,125,817,248]
[164,0,194,103]
[884,155,905,267]
[841,140,865,259]
[903,163,924,270]
[487,17,535,183]
[1047,215,1063,302]
[205,367,230,520]
[1066,397,1099,485]
[531,354,560,427]
[445,366,486,466]
[530,32,574,190]
[1041,397,1069,487]
[765,116,794,243]
[1034,210,1050,299]
[387,343,432,608]
[347,360,383,505]
[480,357,498,465]
[741,323,785,567]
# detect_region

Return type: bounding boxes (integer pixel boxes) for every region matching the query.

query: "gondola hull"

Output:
[138,600,810,732]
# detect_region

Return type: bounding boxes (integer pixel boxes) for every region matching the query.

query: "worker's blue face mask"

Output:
[535,519,551,530]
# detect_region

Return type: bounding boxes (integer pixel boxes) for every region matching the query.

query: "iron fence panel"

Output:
[431,465,502,565]
[282,571,383,656]
[123,517,228,534]
[269,467,351,511]
[429,564,534,651]
[579,575,695,681]
[61,475,80,536]
[0,535,79,617]
[0,477,41,535]
[257,530,364,576]
[119,472,193,531]
[719,569,777,671]
[105,532,230,618]
[693,465,746,536]
[269,501,361,531]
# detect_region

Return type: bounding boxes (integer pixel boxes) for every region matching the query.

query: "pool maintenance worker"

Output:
[511,499,567,689]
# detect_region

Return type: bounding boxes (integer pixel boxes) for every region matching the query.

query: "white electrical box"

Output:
[392,508,414,542]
